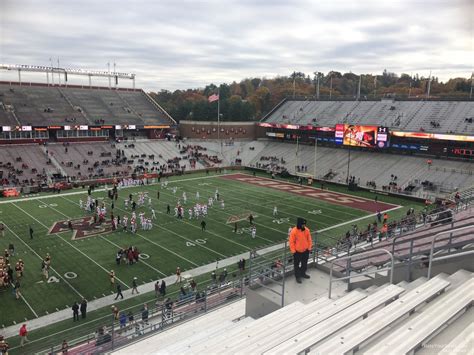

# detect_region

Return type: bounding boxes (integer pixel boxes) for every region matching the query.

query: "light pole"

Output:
[313,125,318,179]
[346,131,352,185]
[329,75,333,99]
[313,71,321,99]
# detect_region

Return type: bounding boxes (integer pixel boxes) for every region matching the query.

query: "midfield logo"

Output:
[49,216,113,240]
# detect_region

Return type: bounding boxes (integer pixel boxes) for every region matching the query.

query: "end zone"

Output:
[220,173,400,213]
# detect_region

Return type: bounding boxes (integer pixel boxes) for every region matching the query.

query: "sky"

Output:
[0,0,472,91]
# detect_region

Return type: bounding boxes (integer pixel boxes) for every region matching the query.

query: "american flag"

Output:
[208,94,219,103]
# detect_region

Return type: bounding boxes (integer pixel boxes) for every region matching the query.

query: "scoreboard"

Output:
[335,124,390,148]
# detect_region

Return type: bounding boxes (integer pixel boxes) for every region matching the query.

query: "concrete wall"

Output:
[179,121,257,140]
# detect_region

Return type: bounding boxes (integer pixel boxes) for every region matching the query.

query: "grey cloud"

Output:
[0,0,471,90]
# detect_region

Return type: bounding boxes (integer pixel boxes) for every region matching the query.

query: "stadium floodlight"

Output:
[0,63,136,87]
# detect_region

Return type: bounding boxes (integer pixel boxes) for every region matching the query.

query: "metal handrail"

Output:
[328,249,394,298]
[390,212,457,255]
[427,225,474,279]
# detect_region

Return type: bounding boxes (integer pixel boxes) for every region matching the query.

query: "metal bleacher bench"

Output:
[235,290,367,354]
[187,301,305,353]
[439,321,474,354]
[371,278,474,355]
[264,284,404,354]
[218,291,367,354]
[310,276,451,355]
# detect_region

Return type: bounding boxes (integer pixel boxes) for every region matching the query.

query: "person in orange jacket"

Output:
[289,218,313,284]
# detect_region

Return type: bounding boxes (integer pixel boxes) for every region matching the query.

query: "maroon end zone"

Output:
[49,216,113,240]
[221,173,398,213]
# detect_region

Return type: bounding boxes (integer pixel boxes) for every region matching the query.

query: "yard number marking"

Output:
[47,276,60,283]
[39,203,58,208]
[186,238,208,247]
[272,217,290,224]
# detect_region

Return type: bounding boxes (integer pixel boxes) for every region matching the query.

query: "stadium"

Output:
[0,62,472,355]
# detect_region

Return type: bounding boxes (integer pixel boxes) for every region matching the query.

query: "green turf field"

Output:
[0,171,422,329]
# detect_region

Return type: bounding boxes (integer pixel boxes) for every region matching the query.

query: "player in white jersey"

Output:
[151,208,156,220]
[123,216,128,231]
[79,199,83,210]
[124,199,129,209]
[202,205,208,216]
[183,192,187,204]
[174,207,178,217]
[273,206,278,216]
[146,218,152,230]
[148,197,152,207]
[251,226,256,239]
[196,191,200,200]
[208,197,213,207]
[188,208,193,219]
[172,186,177,194]
[221,200,225,209]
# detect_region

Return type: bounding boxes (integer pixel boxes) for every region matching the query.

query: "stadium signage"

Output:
[257,122,334,131]
[0,124,170,132]
[452,148,474,156]
[391,131,474,142]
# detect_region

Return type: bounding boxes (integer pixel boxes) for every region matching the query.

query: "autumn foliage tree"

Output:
[150,71,472,122]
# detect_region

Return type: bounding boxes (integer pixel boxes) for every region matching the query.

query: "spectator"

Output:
[80,298,87,319]
[141,304,149,326]
[119,312,127,329]
[72,302,79,321]
[61,340,69,354]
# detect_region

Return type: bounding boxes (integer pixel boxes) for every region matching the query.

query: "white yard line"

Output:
[212,178,362,220]
[44,199,167,278]
[107,194,238,258]
[140,185,279,243]
[3,223,84,299]
[317,205,403,234]
[227,172,401,209]
[60,196,200,267]
[13,201,130,289]
[18,292,39,318]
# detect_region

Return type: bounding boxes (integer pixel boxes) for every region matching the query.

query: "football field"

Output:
[0,171,411,327]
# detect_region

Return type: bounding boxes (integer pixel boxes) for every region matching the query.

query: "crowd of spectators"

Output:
[184,144,221,167]
[0,157,48,187]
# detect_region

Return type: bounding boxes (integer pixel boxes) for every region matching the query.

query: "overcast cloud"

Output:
[0,0,472,91]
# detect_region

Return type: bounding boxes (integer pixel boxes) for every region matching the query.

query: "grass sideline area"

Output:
[0,170,423,352]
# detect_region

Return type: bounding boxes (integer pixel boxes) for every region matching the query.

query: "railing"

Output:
[328,249,394,299]
[247,242,288,308]
[37,280,245,354]
[427,225,474,279]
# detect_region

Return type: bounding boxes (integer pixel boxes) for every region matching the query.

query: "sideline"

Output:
[0,173,228,205]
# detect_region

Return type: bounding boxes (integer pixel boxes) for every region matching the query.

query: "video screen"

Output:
[335,124,389,148]
[343,125,377,147]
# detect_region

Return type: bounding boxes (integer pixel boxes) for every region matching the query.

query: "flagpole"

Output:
[217,87,220,143]
[295,135,299,174]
